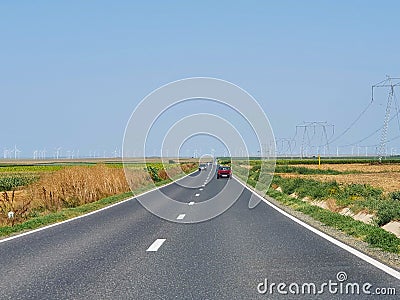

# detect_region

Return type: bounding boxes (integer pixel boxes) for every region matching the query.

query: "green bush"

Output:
[272,176,339,200]
[275,165,342,175]
[365,229,400,253]
[146,166,160,182]
[341,184,382,199]
[374,200,400,226]
[389,191,400,201]
[219,160,231,165]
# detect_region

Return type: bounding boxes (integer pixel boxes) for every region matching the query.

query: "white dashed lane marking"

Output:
[177,214,186,220]
[195,193,200,197]
[146,239,166,252]
[188,202,195,206]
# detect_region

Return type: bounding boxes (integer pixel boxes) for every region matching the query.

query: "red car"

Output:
[217,166,231,179]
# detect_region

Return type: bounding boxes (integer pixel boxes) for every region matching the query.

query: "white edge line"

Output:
[146,238,166,252]
[0,170,197,244]
[233,176,400,281]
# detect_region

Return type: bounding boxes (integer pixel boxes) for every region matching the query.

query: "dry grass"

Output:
[26,165,133,212]
[0,162,196,226]
[0,190,31,226]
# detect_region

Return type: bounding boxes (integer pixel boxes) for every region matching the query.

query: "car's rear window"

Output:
[220,167,230,170]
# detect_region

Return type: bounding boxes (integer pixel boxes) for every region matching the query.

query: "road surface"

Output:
[0,165,399,299]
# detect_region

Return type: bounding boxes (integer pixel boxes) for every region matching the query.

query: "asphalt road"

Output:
[0,165,400,299]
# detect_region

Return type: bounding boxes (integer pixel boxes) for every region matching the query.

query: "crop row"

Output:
[0,175,38,191]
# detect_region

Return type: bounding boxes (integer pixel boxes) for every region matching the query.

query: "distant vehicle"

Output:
[199,164,207,171]
[217,165,231,179]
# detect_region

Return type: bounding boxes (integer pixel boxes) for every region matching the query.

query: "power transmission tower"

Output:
[276,138,295,157]
[372,76,400,161]
[296,122,334,158]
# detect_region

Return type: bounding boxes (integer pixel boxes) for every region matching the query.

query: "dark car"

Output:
[217,166,231,179]
[199,164,207,171]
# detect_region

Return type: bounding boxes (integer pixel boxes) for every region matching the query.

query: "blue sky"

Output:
[1,1,400,158]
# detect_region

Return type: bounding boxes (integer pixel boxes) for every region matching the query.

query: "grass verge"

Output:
[266,189,400,253]
[235,167,400,254]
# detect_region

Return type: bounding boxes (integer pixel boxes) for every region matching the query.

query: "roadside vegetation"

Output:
[0,161,197,234]
[234,159,400,253]
[275,165,343,175]
[275,157,400,165]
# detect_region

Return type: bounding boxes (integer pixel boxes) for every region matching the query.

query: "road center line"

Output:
[177,214,186,220]
[146,239,166,252]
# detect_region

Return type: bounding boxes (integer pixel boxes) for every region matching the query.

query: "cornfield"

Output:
[0,162,197,226]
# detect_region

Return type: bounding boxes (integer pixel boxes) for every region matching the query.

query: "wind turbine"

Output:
[41,149,47,159]
[55,147,61,159]
[3,149,10,159]
[13,145,21,159]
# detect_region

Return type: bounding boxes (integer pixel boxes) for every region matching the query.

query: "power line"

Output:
[341,112,399,147]
[327,100,373,145]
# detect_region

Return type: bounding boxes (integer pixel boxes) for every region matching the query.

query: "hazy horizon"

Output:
[2,1,400,159]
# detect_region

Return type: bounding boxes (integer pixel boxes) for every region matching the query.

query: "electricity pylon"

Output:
[296,121,334,158]
[372,76,400,161]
